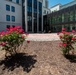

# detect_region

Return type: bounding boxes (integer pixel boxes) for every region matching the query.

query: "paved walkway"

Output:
[26,33,60,41]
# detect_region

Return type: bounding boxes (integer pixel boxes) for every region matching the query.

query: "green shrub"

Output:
[58,28,76,55]
[0,26,28,56]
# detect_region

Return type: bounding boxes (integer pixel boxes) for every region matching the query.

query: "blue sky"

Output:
[48,0,73,8]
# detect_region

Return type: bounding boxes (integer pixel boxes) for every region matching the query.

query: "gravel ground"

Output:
[0,41,76,75]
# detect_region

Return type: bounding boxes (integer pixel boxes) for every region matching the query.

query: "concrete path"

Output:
[26,33,60,41]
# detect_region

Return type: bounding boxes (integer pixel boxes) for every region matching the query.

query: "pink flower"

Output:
[62,31,65,34]
[62,43,67,47]
[6,31,10,35]
[10,26,13,29]
[27,40,30,43]
[65,32,70,35]
[57,32,60,35]
[22,35,25,39]
[9,27,14,32]
[1,31,6,36]
[67,42,71,45]
[62,31,70,35]
[72,38,75,40]
[65,38,68,40]
[62,28,66,31]
[16,26,21,29]
[9,26,18,32]
[13,27,17,31]
[60,36,62,39]
[72,30,75,33]
[19,29,24,34]
[6,28,9,31]
[0,42,6,46]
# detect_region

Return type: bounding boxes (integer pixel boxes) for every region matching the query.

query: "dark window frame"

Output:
[6,25,10,29]
[16,0,19,4]
[12,16,15,22]
[6,15,10,21]
[6,5,10,11]
[11,6,15,12]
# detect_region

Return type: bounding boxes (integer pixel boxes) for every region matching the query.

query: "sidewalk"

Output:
[26,33,60,41]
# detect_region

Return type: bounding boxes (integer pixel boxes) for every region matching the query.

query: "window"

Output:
[69,11,74,21]
[28,25,32,31]
[6,15,10,21]
[12,16,15,22]
[11,6,15,12]
[27,6,32,12]
[16,0,19,4]
[44,10,46,14]
[47,11,48,14]
[27,0,32,7]
[12,25,15,28]
[45,0,48,8]
[39,2,42,31]
[34,0,37,9]
[6,5,10,11]
[9,0,12,1]
[6,25,10,29]
[39,2,42,14]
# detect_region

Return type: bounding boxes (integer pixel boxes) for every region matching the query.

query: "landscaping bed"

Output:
[0,41,76,75]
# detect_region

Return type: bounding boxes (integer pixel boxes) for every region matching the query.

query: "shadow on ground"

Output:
[64,55,76,63]
[0,53,37,73]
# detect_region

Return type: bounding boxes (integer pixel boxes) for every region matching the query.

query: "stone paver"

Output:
[26,33,60,41]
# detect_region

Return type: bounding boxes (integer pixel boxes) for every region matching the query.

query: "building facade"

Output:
[44,0,76,33]
[50,4,61,13]
[0,0,49,33]
[23,0,43,33]
[0,0,22,31]
[43,0,50,15]
[22,0,50,33]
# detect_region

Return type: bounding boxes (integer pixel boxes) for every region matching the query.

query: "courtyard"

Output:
[0,33,76,75]
[0,0,76,75]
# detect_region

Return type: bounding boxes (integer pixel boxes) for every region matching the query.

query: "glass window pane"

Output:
[6,15,10,21]
[6,5,10,11]
[12,16,15,22]
[11,6,15,12]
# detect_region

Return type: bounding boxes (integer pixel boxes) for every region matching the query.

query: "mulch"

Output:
[0,41,76,75]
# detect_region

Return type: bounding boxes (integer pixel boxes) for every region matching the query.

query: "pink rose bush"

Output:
[0,26,29,57]
[58,28,76,55]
